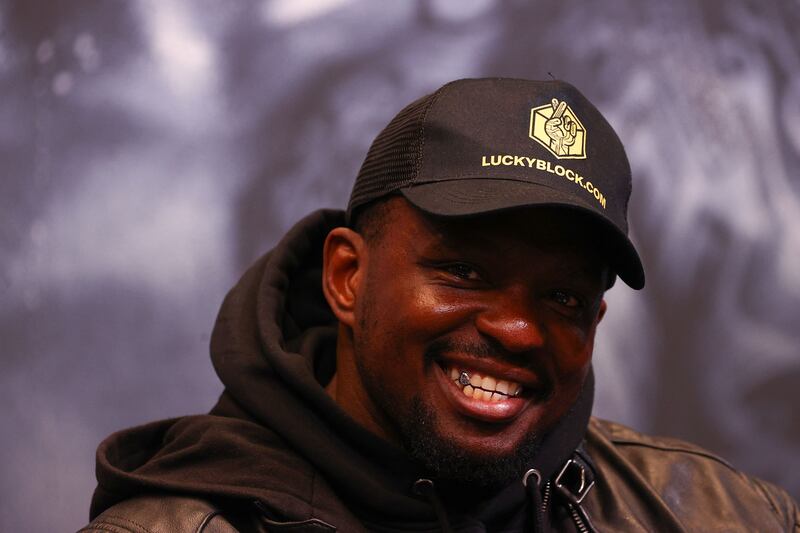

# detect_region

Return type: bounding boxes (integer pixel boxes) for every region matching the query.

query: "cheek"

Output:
[545,321,596,375]
[358,275,446,359]
[413,288,468,322]
[383,278,472,334]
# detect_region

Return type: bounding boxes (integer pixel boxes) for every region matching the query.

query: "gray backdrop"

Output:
[2,0,798,530]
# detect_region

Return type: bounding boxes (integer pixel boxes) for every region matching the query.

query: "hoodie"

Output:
[87,209,606,532]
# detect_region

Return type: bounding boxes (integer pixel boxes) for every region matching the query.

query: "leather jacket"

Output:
[80,417,799,532]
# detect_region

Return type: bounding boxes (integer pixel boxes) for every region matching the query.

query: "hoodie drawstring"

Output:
[412,478,455,533]
[523,468,547,532]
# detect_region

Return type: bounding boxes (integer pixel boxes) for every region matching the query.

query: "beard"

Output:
[393,336,548,488]
[355,332,548,489]
[396,394,543,489]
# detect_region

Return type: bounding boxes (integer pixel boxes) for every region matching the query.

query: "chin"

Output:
[398,396,543,487]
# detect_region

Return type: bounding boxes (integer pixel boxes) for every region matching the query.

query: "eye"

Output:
[549,290,581,308]
[442,262,482,282]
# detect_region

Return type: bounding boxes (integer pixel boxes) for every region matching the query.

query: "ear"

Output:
[596,299,607,325]
[322,227,366,327]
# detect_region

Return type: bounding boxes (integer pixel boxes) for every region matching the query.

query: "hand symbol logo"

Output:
[544,98,578,156]
[529,97,585,159]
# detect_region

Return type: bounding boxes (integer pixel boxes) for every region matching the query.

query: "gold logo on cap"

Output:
[529,98,586,159]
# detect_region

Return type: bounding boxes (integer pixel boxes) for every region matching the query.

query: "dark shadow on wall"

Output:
[744,368,800,444]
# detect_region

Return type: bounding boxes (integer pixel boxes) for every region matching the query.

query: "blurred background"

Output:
[2,0,799,530]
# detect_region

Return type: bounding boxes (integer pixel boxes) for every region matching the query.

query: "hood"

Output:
[91,209,595,529]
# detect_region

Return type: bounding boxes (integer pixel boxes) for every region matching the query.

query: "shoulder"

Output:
[589,416,736,460]
[584,417,799,531]
[79,493,346,533]
[78,494,238,533]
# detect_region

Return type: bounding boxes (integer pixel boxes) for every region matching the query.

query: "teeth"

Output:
[448,366,523,401]
[496,380,509,395]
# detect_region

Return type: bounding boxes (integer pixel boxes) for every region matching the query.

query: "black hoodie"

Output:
[89,209,596,532]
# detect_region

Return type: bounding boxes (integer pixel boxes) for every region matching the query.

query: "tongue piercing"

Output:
[458,371,471,386]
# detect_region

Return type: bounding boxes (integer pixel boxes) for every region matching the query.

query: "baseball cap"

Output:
[347,78,645,290]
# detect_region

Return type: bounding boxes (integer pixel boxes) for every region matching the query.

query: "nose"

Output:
[473,290,545,354]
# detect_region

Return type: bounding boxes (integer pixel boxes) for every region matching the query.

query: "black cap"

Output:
[347,78,644,289]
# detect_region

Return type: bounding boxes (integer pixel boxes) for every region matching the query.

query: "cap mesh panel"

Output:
[347,88,444,214]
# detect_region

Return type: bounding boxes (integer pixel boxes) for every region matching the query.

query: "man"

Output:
[81,78,799,532]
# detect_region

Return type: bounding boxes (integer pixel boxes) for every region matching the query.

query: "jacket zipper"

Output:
[540,481,552,514]
[568,503,588,533]
[568,500,601,533]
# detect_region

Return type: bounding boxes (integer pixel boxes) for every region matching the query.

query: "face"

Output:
[325,198,608,486]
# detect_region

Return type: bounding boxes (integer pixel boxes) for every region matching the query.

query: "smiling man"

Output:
[82,79,798,532]
[324,203,609,493]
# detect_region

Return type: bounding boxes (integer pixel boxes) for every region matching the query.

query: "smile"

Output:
[446,366,523,402]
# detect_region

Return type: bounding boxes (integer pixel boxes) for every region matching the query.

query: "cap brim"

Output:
[401,178,645,290]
